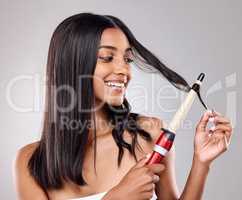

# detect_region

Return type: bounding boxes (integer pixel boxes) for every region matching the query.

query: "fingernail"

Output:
[209,117,215,123]
[210,125,216,131]
[206,110,212,115]
[146,153,151,158]
[212,109,217,116]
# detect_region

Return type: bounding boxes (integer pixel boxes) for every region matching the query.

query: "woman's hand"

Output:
[103,154,165,200]
[194,110,233,166]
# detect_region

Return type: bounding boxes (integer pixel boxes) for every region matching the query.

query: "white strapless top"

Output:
[69,190,157,200]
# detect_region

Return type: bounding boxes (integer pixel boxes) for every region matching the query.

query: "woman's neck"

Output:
[88,104,114,141]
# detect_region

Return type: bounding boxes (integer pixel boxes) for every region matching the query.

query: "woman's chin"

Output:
[106,98,124,107]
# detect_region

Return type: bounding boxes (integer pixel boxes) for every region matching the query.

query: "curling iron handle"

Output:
[146,128,175,164]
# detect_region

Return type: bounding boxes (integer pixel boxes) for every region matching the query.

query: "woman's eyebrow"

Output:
[98,45,132,52]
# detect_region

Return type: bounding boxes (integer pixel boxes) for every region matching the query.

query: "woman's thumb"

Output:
[134,153,151,168]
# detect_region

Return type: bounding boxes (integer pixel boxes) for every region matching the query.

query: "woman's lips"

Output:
[104,81,125,94]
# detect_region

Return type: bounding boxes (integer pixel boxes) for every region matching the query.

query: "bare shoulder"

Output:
[15,141,40,166]
[14,141,48,199]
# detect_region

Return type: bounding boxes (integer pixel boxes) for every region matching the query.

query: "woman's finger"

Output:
[210,128,232,144]
[147,163,165,175]
[210,124,232,132]
[214,116,231,124]
[152,175,160,183]
[212,110,223,117]
[196,110,213,132]
[133,155,151,169]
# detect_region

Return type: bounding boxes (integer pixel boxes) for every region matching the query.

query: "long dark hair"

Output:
[28,12,190,193]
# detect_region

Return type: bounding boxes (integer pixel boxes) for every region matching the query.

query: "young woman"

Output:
[14,13,233,200]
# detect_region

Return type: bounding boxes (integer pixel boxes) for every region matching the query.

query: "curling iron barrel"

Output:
[146,73,205,165]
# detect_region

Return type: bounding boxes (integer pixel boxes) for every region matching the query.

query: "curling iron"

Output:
[146,73,208,164]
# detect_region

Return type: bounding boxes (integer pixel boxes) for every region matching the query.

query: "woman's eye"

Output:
[124,57,134,63]
[98,56,113,63]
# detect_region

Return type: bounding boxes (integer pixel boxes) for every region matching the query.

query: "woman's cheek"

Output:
[93,66,109,102]
[93,77,105,100]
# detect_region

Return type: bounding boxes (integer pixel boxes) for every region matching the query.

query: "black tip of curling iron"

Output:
[197,73,205,82]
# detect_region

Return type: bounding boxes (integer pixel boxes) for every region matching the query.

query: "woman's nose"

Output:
[113,58,130,74]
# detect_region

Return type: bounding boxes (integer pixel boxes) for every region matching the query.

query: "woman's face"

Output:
[93,28,133,107]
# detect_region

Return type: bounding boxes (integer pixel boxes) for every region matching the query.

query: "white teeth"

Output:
[105,81,125,88]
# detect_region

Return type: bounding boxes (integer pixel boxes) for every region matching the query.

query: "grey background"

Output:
[1,0,241,199]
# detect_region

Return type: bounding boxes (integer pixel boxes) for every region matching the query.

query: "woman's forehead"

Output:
[99,28,130,51]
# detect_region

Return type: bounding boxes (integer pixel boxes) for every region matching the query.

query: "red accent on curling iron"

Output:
[146,73,207,164]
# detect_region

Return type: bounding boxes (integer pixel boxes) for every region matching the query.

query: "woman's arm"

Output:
[155,146,210,200]
[13,142,49,200]
[178,157,209,200]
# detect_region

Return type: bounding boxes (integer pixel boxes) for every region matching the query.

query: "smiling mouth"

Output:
[104,81,125,89]
[104,81,126,92]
